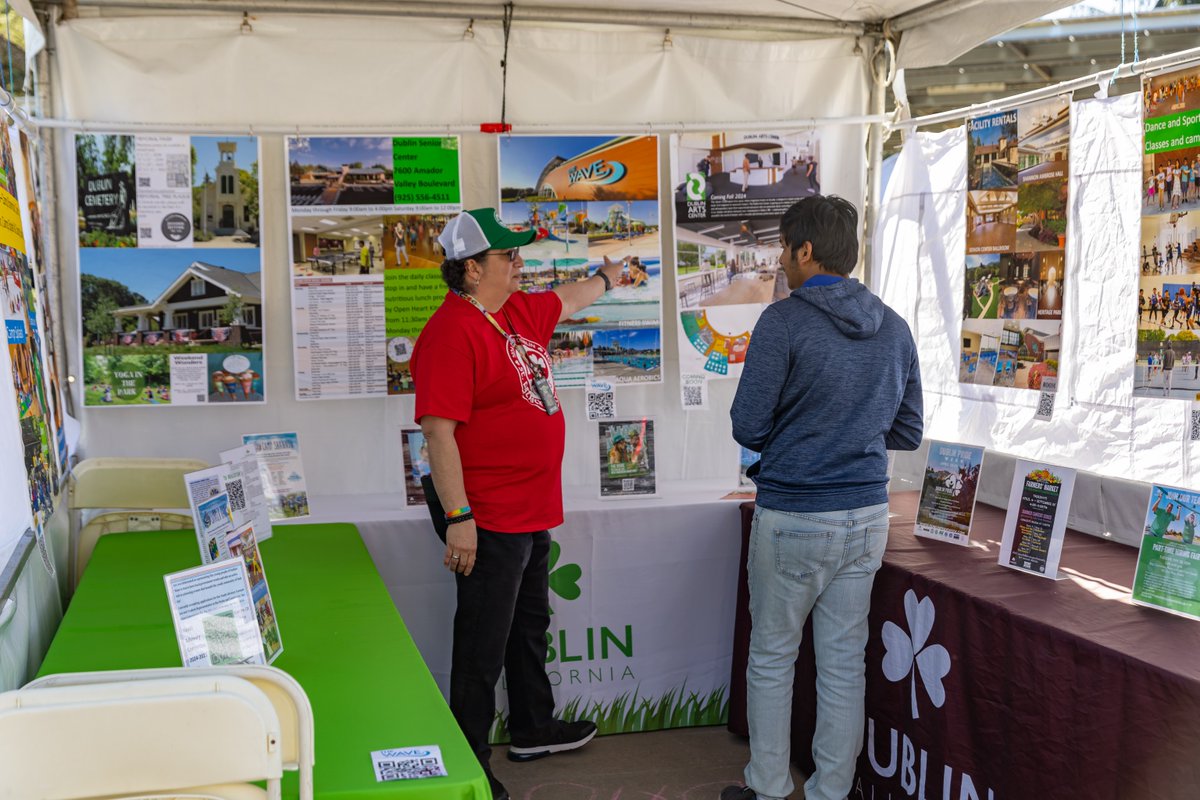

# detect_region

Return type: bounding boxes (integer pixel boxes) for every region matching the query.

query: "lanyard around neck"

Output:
[454,290,545,378]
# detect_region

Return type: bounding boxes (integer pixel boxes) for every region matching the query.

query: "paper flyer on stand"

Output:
[400,428,429,507]
[286,136,462,400]
[961,98,1068,392]
[183,464,236,562]
[2,119,59,530]
[1131,484,1200,621]
[498,135,663,389]
[219,443,273,541]
[1135,64,1200,398]
[998,459,1076,578]
[74,133,265,407]
[224,523,283,662]
[597,418,656,498]
[670,131,816,383]
[242,432,310,520]
[164,559,265,667]
[914,441,985,546]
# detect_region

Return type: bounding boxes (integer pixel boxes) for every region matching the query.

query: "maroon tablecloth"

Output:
[729,492,1200,799]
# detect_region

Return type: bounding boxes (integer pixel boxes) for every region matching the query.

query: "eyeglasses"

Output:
[485,248,521,264]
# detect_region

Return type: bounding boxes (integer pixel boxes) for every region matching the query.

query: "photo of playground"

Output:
[676,220,784,310]
[499,134,659,202]
[500,199,661,328]
[967,110,1019,191]
[1142,146,1200,216]
[966,189,1018,253]
[673,130,819,207]
[288,136,396,207]
[290,215,388,277]
[591,327,662,384]
[960,317,1059,389]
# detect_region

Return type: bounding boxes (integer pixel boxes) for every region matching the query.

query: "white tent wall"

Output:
[49,13,868,495]
[877,90,1200,539]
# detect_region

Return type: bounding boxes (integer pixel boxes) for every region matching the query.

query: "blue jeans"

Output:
[744,503,889,800]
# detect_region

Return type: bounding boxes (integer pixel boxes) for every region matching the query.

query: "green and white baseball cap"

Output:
[438,207,537,260]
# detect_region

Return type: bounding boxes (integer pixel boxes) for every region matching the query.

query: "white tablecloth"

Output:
[279,481,745,734]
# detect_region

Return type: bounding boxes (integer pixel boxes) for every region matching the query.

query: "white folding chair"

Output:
[0,673,284,800]
[68,457,210,591]
[25,666,315,800]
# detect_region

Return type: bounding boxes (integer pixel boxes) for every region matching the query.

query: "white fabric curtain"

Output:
[878,91,1200,491]
[50,13,868,495]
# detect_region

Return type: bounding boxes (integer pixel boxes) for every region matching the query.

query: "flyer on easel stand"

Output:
[914,441,985,546]
[242,432,310,520]
[219,443,274,541]
[223,522,283,662]
[164,559,264,667]
[597,418,657,498]
[1132,484,1200,622]
[998,459,1076,578]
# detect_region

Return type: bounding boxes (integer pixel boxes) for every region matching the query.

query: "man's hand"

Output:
[599,255,627,286]
[444,519,478,576]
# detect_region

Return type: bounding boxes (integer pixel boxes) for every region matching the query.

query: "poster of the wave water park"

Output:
[497,135,663,389]
[75,133,265,407]
[669,130,818,382]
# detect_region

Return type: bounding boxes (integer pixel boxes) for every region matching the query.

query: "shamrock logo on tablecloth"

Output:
[547,540,581,615]
[881,589,951,719]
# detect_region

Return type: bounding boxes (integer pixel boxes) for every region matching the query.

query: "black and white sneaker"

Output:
[507,720,598,762]
[719,786,758,800]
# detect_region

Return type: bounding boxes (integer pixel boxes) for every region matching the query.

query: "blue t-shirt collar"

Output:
[801,273,846,288]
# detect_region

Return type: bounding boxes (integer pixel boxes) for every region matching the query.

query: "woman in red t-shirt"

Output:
[411,208,623,800]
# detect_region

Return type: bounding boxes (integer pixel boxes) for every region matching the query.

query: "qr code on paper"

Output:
[372,746,447,783]
[622,478,635,492]
[1191,408,1200,441]
[587,391,616,421]
[377,758,444,780]
[139,227,152,239]
[1034,391,1054,421]
[166,155,190,188]
[682,385,704,408]
[226,478,246,512]
[138,176,151,188]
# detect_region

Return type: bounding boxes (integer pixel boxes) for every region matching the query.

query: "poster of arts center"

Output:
[74,133,265,407]
[1135,64,1200,398]
[497,135,663,389]
[669,130,817,381]
[287,136,462,400]
[961,98,1068,392]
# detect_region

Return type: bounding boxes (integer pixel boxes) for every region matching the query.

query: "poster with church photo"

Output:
[74,133,265,407]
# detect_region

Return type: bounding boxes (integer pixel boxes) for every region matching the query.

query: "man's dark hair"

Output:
[779,195,859,276]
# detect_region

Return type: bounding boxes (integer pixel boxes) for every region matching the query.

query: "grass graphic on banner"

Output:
[488,684,730,741]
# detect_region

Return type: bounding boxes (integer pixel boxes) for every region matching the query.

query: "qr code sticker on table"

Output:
[1191,408,1200,441]
[377,757,444,781]
[587,390,616,421]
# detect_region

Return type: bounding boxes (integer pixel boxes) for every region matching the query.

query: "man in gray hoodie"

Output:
[723,195,923,800]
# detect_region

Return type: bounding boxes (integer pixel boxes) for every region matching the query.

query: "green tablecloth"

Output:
[38,523,490,800]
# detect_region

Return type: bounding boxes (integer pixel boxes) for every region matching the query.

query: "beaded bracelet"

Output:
[445,512,474,526]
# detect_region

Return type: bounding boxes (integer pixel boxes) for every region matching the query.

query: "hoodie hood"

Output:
[793,278,885,340]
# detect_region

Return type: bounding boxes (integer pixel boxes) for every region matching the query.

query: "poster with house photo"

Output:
[961,99,1067,392]
[497,135,663,389]
[75,133,264,407]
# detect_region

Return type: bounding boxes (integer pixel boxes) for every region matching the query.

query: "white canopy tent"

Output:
[0,0,1082,688]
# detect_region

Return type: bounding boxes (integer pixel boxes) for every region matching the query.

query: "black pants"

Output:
[450,527,556,777]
